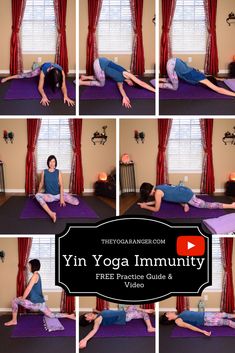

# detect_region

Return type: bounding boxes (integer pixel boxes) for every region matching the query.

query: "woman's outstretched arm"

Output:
[123,72,156,93]
[37,171,44,194]
[38,72,51,106]
[200,79,235,97]
[58,171,66,207]
[117,82,132,108]
[137,190,163,212]
[61,71,75,106]
[79,317,102,349]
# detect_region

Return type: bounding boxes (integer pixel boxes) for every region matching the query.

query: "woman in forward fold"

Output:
[160,310,235,336]
[138,182,235,213]
[79,305,155,349]
[159,58,235,98]
[35,155,79,223]
[5,259,75,326]
[1,62,75,106]
[79,57,155,109]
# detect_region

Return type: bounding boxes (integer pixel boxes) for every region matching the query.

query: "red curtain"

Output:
[25,119,41,195]
[54,0,69,75]
[141,303,155,310]
[17,238,32,312]
[160,0,176,75]
[176,297,189,314]
[10,0,27,75]
[130,0,145,75]
[69,119,84,195]
[220,238,235,313]
[200,119,215,194]
[96,298,109,311]
[86,0,103,75]
[60,291,75,314]
[204,0,219,75]
[156,119,172,184]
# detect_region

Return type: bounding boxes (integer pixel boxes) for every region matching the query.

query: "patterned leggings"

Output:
[35,192,79,207]
[188,195,223,209]
[125,305,150,322]
[159,58,179,91]
[204,312,235,328]
[17,67,41,79]
[12,298,64,318]
[90,59,106,87]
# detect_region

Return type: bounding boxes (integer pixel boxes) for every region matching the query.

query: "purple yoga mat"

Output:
[152,195,226,219]
[11,315,75,338]
[80,79,155,100]
[159,81,232,100]
[20,197,99,219]
[4,76,75,100]
[171,325,235,338]
[94,317,155,338]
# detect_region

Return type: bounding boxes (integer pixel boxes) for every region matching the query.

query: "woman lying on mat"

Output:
[1,62,75,107]
[35,155,79,223]
[160,310,235,336]
[159,58,235,98]
[79,305,155,349]
[79,57,155,109]
[138,182,235,213]
[4,259,75,326]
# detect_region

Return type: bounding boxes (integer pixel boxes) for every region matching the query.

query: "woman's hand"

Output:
[60,199,66,207]
[137,202,147,209]
[64,96,75,106]
[203,330,211,337]
[122,96,132,109]
[40,97,50,106]
[79,339,87,349]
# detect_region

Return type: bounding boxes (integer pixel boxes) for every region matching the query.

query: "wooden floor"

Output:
[120,193,139,215]
[0,193,116,209]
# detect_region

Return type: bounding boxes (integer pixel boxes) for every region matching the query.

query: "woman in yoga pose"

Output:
[5,259,75,326]
[159,57,235,98]
[79,305,155,349]
[79,57,155,109]
[138,182,235,213]
[1,62,75,107]
[35,155,79,223]
[160,310,235,336]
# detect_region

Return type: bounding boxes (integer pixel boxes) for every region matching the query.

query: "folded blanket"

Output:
[203,213,235,234]
[43,316,64,332]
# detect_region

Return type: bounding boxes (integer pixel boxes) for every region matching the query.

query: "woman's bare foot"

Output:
[184,204,190,212]
[4,320,17,326]
[223,202,235,209]
[144,309,155,314]
[159,78,168,83]
[50,212,57,223]
[147,327,155,333]
[80,75,86,81]
[68,313,76,320]
[1,78,8,83]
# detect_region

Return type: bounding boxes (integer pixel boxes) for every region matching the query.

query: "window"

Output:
[37,119,72,172]
[98,0,133,53]
[29,237,61,291]
[171,0,207,53]
[22,0,57,53]
[206,237,222,292]
[168,119,202,172]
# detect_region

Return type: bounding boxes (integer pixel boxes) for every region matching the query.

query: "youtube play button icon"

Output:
[176,236,205,256]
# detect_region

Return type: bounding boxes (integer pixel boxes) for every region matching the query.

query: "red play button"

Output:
[176,236,205,256]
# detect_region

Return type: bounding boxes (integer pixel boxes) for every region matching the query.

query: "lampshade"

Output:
[229,172,235,181]
[121,153,131,164]
[98,172,108,181]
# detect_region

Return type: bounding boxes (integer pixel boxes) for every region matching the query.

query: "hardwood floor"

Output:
[120,193,139,215]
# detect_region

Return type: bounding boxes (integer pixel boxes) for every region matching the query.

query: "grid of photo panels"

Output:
[0,1,235,353]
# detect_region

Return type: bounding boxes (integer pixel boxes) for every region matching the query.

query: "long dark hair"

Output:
[46,68,63,92]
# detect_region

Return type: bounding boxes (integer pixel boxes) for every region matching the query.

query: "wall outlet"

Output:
[37,57,42,63]
[44,295,48,301]
[204,294,208,301]
[114,57,118,63]
[188,57,192,63]
[184,175,188,182]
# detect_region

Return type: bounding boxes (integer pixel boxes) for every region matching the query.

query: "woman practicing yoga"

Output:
[1,62,75,106]
[159,57,235,98]
[138,182,235,213]
[79,305,155,349]
[79,57,155,109]
[160,310,235,336]
[35,155,79,223]
[5,259,75,326]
